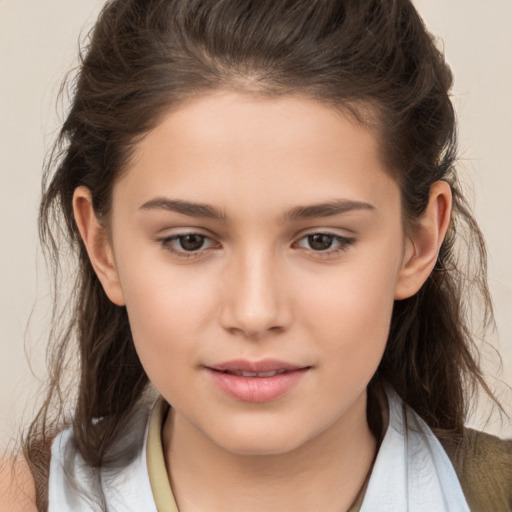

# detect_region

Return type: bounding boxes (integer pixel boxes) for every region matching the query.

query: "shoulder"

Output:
[0,455,37,512]
[440,428,512,512]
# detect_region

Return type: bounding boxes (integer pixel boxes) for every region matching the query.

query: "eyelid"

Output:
[293,230,356,257]
[158,231,220,260]
[156,228,355,261]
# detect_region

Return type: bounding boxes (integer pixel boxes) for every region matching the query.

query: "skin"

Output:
[72,91,452,512]
[0,458,37,512]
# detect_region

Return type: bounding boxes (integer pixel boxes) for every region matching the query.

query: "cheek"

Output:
[299,244,402,373]
[113,249,218,379]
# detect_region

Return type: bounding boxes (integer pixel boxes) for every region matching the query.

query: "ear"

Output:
[73,186,126,306]
[394,181,452,300]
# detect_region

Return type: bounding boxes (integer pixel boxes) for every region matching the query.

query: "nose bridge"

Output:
[220,243,289,337]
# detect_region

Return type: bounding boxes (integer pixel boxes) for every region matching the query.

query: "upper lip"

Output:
[207,359,308,373]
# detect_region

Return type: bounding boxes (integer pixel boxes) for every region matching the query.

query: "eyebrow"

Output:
[140,198,227,219]
[139,197,375,221]
[282,199,375,221]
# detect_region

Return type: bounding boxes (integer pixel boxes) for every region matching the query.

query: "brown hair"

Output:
[26,0,497,508]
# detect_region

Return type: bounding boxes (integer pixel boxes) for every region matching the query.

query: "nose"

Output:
[219,247,292,340]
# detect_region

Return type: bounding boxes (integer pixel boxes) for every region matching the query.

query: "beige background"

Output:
[0,1,511,447]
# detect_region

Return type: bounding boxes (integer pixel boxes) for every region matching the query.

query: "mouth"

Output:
[214,369,290,378]
[207,358,308,373]
[205,359,311,402]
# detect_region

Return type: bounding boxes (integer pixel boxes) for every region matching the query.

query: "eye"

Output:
[174,234,208,251]
[295,232,355,254]
[159,233,218,259]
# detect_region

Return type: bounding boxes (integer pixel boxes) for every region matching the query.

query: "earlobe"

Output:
[394,181,452,300]
[72,186,126,306]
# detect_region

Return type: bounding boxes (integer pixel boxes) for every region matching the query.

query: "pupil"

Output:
[180,234,204,251]
[309,234,333,251]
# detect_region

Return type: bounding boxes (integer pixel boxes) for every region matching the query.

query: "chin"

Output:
[216,433,307,457]
[203,415,316,457]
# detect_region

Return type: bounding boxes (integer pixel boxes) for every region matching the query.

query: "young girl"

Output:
[2,0,511,510]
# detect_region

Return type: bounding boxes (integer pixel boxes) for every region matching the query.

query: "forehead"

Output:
[131,91,378,163]
[115,91,399,220]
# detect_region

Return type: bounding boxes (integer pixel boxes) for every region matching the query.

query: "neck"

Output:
[163,393,377,512]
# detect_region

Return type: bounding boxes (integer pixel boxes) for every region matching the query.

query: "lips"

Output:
[220,369,289,378]
[205,359,310,402]
[209,358,305,373]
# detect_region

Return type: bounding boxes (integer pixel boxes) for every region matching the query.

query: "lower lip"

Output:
[206,368,309,403]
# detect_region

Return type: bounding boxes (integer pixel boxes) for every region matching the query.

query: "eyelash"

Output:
[158,232,355,260]
[294,233,355,258]
[159,233,218,260]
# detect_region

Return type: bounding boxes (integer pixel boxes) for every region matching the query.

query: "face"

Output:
[107,91,409,455]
